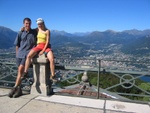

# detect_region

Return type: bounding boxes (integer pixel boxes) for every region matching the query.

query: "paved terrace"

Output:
[0,88,150,113]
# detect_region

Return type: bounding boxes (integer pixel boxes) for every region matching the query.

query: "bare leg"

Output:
[24,50,37,73]
[14,65,24,87]
[47,51,55,77]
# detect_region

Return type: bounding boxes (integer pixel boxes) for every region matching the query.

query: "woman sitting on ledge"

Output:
[22,18,56,82]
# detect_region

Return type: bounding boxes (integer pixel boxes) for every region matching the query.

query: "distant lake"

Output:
[140,76,150,82]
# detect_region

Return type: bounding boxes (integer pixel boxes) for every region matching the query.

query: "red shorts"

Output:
[32,43,51,53]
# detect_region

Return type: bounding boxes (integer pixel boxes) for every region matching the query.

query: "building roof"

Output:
[54,84,130,101]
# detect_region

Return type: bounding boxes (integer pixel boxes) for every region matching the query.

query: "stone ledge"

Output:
[32,58,49,64]
[32,54,49,64]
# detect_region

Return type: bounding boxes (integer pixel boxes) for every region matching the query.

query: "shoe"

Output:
[13,86,22,98]
[8,87,17,98]
[50,76,58,82]
[21,72,29,80]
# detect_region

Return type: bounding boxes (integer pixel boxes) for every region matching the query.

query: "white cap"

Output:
[36,18,44,24]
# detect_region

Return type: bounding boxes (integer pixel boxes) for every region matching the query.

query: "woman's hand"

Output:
[38,50,44,56]
[20,27,25,31]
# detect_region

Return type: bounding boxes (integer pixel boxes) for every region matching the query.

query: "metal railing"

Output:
[0,62,33,90]
[54,58,150,102]
[0,58,150,102]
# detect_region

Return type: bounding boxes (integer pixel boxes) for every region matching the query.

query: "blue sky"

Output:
[0,0,150,33]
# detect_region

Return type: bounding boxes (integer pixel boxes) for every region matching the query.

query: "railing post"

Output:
[97,59,101,99]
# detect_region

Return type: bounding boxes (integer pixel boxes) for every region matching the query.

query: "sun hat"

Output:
[36,18,44,24]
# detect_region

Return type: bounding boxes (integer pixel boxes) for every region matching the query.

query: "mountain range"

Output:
[50,29,150,55]
[0,26,150,56]
[0,26,17,49]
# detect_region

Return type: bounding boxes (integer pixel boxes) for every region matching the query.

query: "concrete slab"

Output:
[20,93,38,100]
[0,96,30,113]
[18,99,104,113]
[106,100,150,113]
[35,95,105,109]
[0,88,37,113]
[0,88,9,95]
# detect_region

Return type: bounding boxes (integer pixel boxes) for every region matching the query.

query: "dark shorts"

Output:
[16,58,26,67]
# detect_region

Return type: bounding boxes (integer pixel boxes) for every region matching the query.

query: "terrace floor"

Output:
[0,88,150,113]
